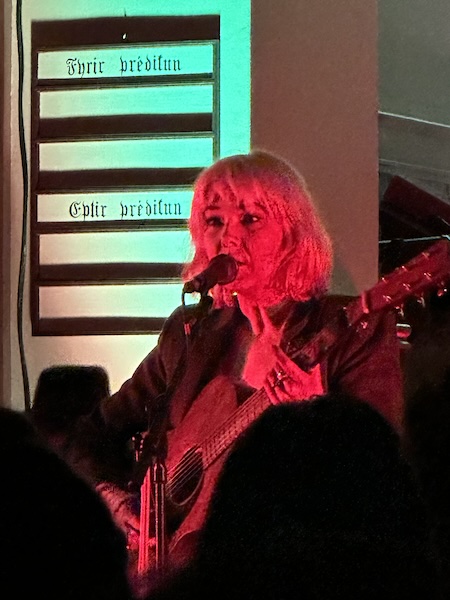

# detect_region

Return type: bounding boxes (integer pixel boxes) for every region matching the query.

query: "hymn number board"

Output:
[31,16,220,335]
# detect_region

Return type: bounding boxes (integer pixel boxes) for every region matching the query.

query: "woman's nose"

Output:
[220,219,243,249]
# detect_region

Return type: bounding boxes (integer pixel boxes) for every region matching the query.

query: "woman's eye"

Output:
[205,215,223,227]
[241,213,260,225]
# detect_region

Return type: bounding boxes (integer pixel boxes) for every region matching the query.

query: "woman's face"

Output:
[201,188,285,300]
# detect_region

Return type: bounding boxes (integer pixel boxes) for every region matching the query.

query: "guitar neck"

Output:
[165,239,450,507]
[201,387,271,469]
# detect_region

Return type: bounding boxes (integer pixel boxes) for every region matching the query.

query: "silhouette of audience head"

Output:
[151,393,437,599]
[0,406,132,599]
[31,364,110,438]
[28,364,132,486]
[403,366,450,598]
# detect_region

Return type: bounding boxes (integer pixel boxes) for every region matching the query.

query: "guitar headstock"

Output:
[344,239,450,326]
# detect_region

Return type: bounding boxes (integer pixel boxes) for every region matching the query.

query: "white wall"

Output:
[380,0,450,126]
[252,0,378,297]
[379,0,450,190]
[3,0,379,410]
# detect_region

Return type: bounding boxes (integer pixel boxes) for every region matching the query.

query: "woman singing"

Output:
[90,150,403,578]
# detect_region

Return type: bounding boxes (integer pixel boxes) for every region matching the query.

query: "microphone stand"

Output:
[132,284,214,577]
[131,395,169,578]
[152,446,167,575]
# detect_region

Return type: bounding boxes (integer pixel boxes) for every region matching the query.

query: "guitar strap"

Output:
[282,295,352,362]
[280,298,319,356]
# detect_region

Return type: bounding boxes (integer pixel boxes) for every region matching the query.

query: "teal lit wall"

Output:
[28,2,251,336]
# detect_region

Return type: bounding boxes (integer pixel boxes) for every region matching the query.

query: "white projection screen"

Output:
[31,13,250,335]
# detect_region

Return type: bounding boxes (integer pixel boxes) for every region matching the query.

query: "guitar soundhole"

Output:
[169,446,204,506]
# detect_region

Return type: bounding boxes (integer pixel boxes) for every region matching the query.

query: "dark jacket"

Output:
[100,294,403,460]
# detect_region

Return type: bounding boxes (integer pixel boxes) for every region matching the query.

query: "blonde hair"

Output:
[184,150,333,307]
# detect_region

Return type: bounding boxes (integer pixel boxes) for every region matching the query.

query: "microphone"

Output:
[183,254,238,294]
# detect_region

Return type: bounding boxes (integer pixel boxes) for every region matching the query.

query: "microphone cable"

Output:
[15,0,31,410]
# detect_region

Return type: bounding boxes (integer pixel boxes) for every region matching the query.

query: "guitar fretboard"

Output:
[201,388,271,469]
[165,238,450,499]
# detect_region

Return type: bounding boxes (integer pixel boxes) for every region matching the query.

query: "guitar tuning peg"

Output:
[415,294,426,308]
[396,305,405,321]
[356,318,369,332]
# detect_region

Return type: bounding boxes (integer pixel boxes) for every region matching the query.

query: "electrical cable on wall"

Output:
[16,0,31,410]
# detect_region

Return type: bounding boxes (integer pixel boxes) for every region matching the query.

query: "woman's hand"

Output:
[239,299,324,403]
[264,345,324,404]
[96,482,141,548]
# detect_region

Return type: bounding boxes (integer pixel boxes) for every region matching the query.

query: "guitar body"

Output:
[165,375,242,567]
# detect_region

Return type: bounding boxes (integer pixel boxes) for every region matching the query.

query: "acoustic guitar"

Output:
[136,239,450,573]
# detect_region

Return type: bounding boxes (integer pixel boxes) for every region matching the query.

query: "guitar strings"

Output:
[166,389,268,497]
[165,388,270,498]
[201,388,269,466]
[154,245,450,501]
